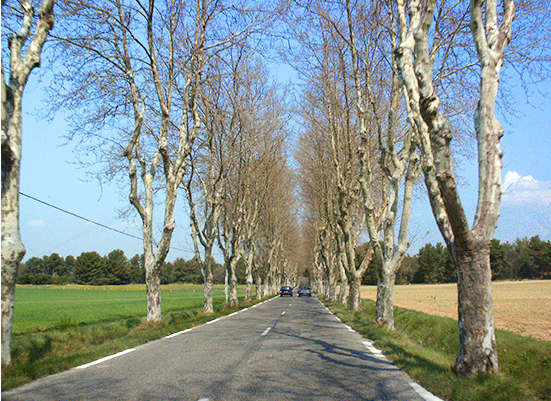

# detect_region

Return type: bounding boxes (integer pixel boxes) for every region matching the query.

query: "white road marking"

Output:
[261,327,272,336]
[410,383,444,401]
[362,341,386,359]
[228,311,239,317]
[281,311,286,315]
[165,328,193,339]
[75,348,136,370]
[316,297,441,399]
[206,317,221,325]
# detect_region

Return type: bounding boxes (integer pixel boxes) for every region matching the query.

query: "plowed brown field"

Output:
[361,280,551,341]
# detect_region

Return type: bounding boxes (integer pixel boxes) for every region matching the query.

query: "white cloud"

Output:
[28,219,45,227]
[502,171,551,205]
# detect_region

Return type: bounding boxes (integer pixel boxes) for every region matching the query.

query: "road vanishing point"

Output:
[2,295,440,401]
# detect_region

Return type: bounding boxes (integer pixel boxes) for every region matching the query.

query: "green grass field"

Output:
[13,284,225,335]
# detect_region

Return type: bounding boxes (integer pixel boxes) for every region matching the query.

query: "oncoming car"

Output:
[297,286,312,297]
[280,286,293,297]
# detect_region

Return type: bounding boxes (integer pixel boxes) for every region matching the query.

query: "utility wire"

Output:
[20,191,191,253]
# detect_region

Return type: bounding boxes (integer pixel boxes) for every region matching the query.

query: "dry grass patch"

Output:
[361,280,551,341]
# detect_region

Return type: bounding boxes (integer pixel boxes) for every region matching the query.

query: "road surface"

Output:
[3,295,436,400]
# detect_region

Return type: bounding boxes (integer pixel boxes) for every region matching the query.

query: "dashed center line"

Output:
[261,327,272,336]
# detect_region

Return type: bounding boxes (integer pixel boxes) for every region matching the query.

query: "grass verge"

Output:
[322,298,551,401]
[2,290,268,391]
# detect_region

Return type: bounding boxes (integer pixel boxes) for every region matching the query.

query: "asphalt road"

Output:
[3,295,433,401]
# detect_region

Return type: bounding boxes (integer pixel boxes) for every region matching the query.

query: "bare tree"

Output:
[392,0,514,376]
[1,0,54,365]
[185,104,227,314]
[296,108,341,302]
[292,4,372,306]
[49,0,246,322]
[293,0,413,313]
[247,127,294,299]
[341,0,422,322]
[254,147,298,296]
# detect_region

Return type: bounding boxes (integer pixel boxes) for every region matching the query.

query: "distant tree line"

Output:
[16,235,550,287]
[358,236,551,285]
[16,250,248,286]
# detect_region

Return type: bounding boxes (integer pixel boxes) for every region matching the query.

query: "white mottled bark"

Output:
[394,0,513,377]
[345,0,420,322]
[244,247,255,302]
[123,0,205,323]
[348,245,374,312]
[186,174,223,314]
[1,0,54,365]
[254,269,262,301]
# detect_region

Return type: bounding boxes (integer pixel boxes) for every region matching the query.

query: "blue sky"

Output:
[409,80,551,250]
[19,78,201,262]
[18,65,551,263]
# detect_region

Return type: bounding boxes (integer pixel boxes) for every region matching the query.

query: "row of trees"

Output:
[291,0,549,378]
[294,0,506,376]
[45,0,302,322]
[2,0,302,365]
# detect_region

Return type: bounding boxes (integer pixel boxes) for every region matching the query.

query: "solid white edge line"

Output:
[362,341,386,359]
[166,328,193,339]
[206,317,221,325]
[228,311,240,317]
[261,327,272,336]
[319,297,441,400]
[75,348,136,370]
[409,383,444,401]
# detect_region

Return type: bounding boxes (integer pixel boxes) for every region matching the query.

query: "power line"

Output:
[20,192,190,253]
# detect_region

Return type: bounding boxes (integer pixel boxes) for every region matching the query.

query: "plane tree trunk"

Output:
[394,0,514,377]
[344,0,421,324]
[1,0,54,365]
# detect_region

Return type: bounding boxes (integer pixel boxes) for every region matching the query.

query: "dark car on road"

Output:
[298,286,312,297]
[280,286,293,297]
